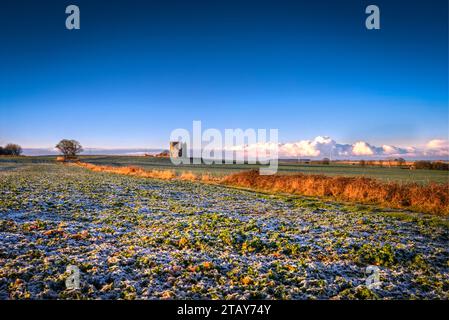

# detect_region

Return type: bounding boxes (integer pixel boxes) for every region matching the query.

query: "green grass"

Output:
[1,155,448,184]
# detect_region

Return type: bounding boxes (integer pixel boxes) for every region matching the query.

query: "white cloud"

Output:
[279,136,335,157]
[424,139,449,157]
[352,141,374,156]
[233,136,449,159]
[382,145,397,155]
[426,139,448,150]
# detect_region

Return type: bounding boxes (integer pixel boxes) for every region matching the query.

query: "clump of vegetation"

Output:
[316,158,330,165]
[356,243,396,267]
[55,139,83,160]
[414,161,449,171]
[340,286,379,300]
[0,144,22,156]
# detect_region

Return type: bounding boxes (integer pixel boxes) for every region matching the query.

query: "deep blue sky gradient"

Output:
[0,0,447,148]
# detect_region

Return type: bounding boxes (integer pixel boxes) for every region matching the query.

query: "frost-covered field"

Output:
[0,163,448,299]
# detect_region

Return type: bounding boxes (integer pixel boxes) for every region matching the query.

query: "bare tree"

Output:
[56,139,83,158]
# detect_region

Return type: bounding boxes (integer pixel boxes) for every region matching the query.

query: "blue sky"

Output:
[0,0,447,151]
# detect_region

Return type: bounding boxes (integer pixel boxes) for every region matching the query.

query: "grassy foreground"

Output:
[0,162,448,299]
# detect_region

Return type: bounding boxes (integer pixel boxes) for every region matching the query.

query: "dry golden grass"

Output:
[74,162,220,182]
[75,162,177,180]
[179,171,197,181]
[222,170,449,215]
[200,174,213,182]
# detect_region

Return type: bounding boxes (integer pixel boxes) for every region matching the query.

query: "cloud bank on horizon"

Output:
[235,136,449,160]
[21,137,448,160]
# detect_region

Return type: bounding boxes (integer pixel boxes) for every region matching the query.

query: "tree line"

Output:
[414,161,449,171]
[0,144,22,156]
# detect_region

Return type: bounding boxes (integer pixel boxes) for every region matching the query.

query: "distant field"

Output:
[1,155,447,184]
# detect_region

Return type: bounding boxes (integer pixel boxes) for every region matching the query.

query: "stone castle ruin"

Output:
[169,141,186,159]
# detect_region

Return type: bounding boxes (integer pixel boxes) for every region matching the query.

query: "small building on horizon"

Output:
[169,141,186,159]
